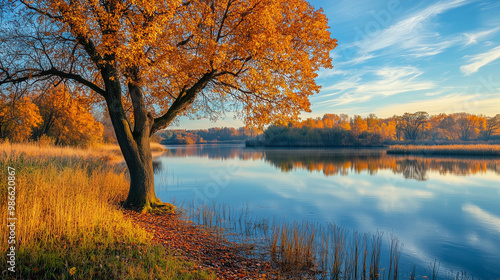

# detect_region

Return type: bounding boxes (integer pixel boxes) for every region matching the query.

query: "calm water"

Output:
[155,144,500,279]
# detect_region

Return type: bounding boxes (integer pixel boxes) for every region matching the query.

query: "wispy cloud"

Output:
[354,0,468,58]
[464,27,500,46]
[317,66,434,106]
[316,69,346,79]
[460,45,500,75]
[372,93,500,117]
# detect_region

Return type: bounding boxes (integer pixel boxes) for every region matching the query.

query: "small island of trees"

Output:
[247,111,500,147]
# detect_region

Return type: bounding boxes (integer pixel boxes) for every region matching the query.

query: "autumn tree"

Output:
[398,112,429,140]
[322,113,339,129]
[379,119,396,140]
[482,114,500,140]
[365,113,380,134]
[455,113,483,141]
[33,85,103,146]
[0,0,336,211]
[0,93,42,142]
[350,115,367,134]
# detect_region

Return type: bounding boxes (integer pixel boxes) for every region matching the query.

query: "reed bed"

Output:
[387,144,500,156]
[181,203,396,279]
[181,202,477,280]
[0,142,213,279]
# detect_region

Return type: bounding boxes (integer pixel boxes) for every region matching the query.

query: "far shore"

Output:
[386,144,500,156]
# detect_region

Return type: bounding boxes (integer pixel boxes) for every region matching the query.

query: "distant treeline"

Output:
[247,112,500,147]
[249,126,384,147]
[158,127,262,144]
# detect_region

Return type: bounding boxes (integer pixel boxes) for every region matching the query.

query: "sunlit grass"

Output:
[0,142,213,279]
[95,142,166,155]
[387,144,500,156]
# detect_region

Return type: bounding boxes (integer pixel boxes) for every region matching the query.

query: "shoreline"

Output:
[123,210,276,279]
[0,141,276,279]
[386,144,500,156]
[1,142,486,279]
[243,142,500,157]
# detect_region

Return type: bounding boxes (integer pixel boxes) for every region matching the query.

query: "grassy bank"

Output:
[0,142,214,279]
[387,144,500,156]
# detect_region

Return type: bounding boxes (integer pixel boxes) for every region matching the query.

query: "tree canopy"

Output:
[1,0,336,129]
[0,0,336,211]
[33,85,104,145]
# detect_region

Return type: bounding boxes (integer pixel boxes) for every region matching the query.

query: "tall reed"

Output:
[180,201,478,280]
[0,142,214,279]
[387,144,500,156]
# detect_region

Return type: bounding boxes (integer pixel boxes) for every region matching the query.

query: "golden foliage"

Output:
[35,85,103,146]
[0,94,43,142]
[14,0,336,128]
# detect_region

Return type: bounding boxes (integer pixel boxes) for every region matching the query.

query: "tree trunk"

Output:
[103,70,163,212]
[107,103,162,212]
[122,135,161,210]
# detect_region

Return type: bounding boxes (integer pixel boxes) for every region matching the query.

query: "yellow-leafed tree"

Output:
[0,94,42,142]
[0,0,336,211]
[33,85,103,146]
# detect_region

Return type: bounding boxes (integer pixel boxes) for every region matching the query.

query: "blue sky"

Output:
[178,0,500,129]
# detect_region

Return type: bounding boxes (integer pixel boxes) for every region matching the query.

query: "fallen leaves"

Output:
[124,210,276,279]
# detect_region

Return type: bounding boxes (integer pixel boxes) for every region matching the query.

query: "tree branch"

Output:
[20,0,64,20]
[216,0,233,42]
[0,68,106,97]
[151,71,215,135]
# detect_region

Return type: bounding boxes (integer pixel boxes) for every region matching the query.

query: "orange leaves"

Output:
[34,85,103,146]
[14,0,335,132]
[0,94,42,142]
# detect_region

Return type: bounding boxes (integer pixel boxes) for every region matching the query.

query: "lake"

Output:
[154,144,500,279]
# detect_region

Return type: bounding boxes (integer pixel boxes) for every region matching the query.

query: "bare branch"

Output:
[151,71,215,134]
[0,67,106,96]
[20,0,64,20]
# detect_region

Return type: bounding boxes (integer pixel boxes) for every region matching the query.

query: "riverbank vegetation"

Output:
[158,127,262,145]
[387,144,500,156]
[181,202,476,280]
[248,112,500,147]
[1,88,262,148]
[0,142,214,279]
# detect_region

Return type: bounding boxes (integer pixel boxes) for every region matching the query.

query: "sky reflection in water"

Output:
[155,144,500,279]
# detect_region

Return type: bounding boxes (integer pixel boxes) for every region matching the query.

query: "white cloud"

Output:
[336,54,376,66]
[316,66,434,106]
[316,68,346,79]
[464,27,500,46]
[372,93,500,117]
[355,0,468,57]
[460,45,500,75]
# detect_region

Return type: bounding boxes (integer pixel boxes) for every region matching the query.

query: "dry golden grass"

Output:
[387,144,500,156]
[0,142,213,279]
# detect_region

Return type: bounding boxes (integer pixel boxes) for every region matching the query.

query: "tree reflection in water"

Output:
[159,145,500,180]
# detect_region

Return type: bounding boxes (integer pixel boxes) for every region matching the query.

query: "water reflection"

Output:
[159,145,500,181]
[155,144,500,279]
